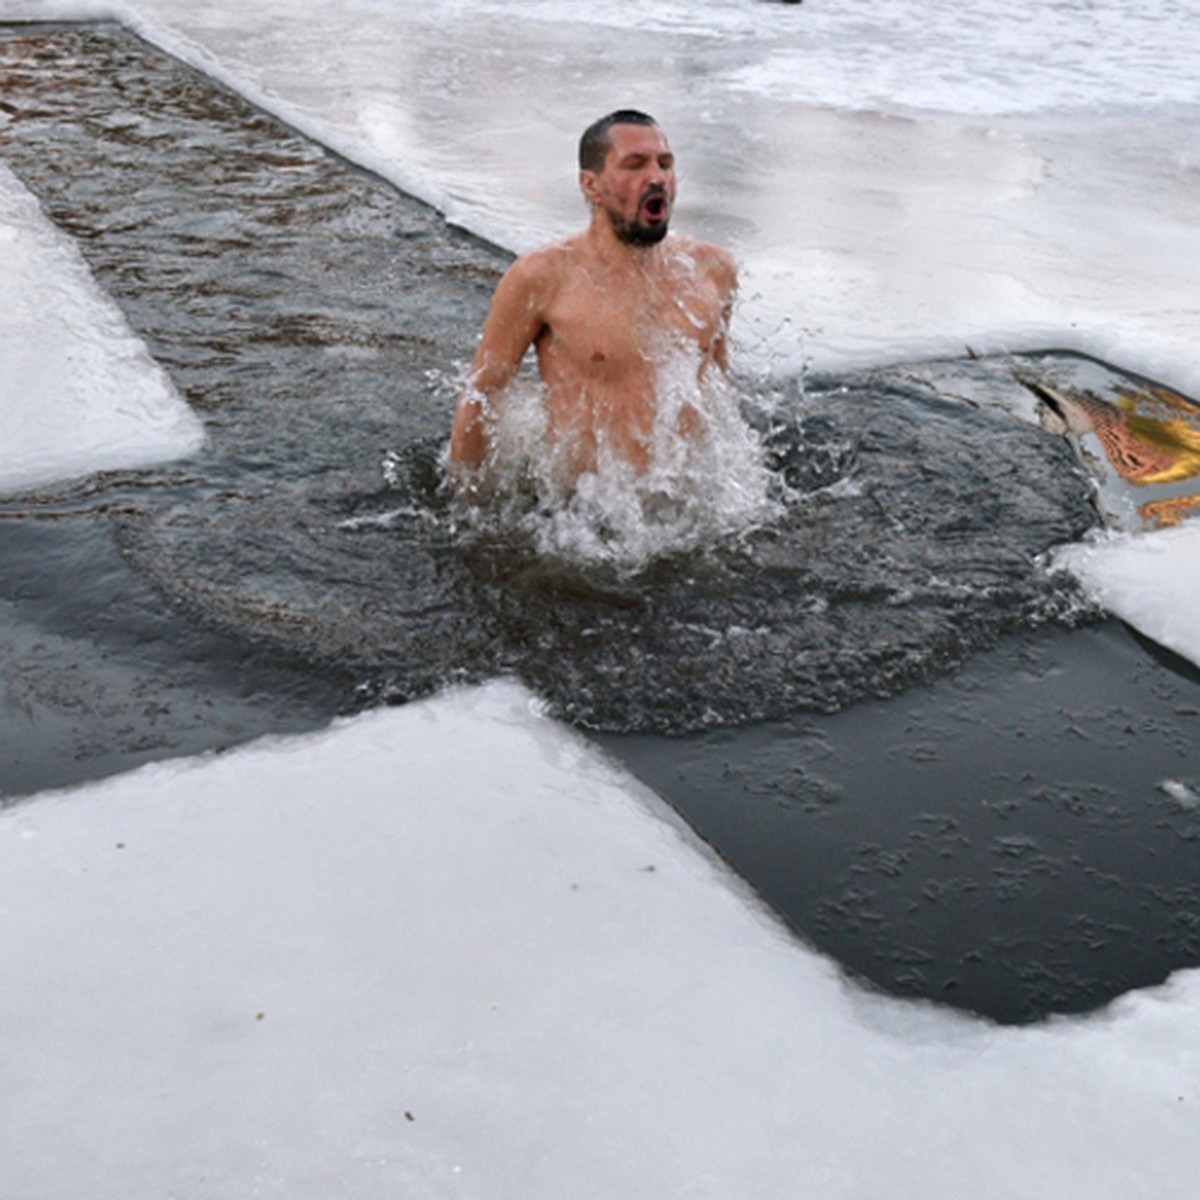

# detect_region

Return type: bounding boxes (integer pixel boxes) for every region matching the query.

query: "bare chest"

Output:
[538,270,723,384]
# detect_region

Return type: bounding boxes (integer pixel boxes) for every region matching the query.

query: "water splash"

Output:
[449,353,782,574]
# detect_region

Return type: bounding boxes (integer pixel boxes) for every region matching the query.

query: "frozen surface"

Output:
[0,162,203,494]
[1056,523,1200,669]
[3,680,1200,1198]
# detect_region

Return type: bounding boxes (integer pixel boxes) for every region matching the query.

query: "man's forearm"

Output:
[449,393,490,470]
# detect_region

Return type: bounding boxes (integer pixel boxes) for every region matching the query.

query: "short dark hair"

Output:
[578,110,659,173]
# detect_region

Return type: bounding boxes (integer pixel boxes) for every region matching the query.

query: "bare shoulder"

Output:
[701,241,739,292]
[672,235,738,293]
[501,239,576,296]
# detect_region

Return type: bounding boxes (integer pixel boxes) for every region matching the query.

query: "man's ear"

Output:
[579,169,600,207]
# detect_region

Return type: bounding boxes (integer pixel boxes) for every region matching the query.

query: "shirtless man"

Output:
[449,110,737,485]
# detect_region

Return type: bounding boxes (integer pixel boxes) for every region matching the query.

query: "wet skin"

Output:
[449,122,738,480]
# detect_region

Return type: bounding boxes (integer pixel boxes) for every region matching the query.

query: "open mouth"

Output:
[641,193,668,222]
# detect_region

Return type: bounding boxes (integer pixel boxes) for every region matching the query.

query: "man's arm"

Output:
[706,245,738,374]
[449,252,552,472]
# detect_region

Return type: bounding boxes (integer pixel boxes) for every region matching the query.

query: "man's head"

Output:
[578,110,660,173]
[579,110,675,246]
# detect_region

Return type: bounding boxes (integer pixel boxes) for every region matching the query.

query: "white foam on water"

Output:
[3,681,1200,1198]
[0,162,203,494]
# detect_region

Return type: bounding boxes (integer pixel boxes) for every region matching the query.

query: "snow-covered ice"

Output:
[4,682,1199,1198]
[0,162,203,494]
[1056,522,1200,670]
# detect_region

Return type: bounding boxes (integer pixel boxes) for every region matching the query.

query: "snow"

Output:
[3,681,1199,1198]
[1056,523,1200,670]
[2,2,1200,1193]
[0,162,203,495]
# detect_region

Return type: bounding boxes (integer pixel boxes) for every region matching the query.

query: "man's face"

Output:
[583,123,676,246]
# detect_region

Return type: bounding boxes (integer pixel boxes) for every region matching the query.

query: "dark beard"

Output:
[609,193,670,245]
[612,216,669,245]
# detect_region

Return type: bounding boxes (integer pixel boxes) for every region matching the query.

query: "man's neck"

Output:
[585,214,668,272]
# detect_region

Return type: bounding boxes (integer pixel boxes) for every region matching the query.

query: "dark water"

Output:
[3,22,1198,1023]
[0,510,350,795]
[601,622,1200,1023]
